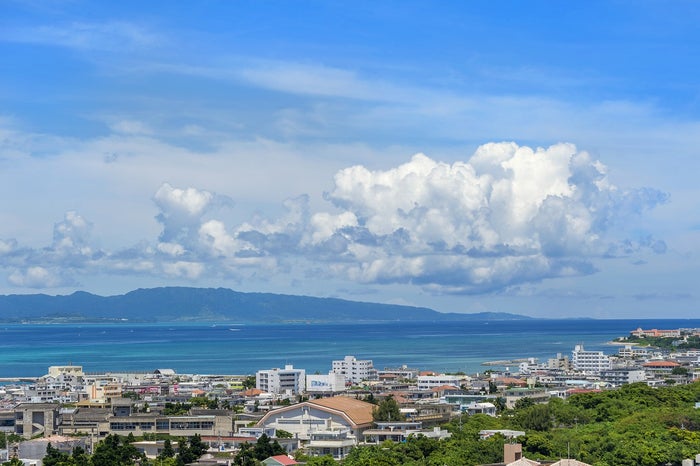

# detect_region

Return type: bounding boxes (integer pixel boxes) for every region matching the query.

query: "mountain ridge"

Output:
[0,286,532,323]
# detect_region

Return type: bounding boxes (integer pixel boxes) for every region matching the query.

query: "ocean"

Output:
[1,319,699,378]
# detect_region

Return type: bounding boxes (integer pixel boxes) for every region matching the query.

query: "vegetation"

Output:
[162,402,191,416]
[0,432,22,449]
[372,396,405,422]
[331,382,700,466]
[5,382,700,465]
[233,434,286,465]
[619,335,700,350]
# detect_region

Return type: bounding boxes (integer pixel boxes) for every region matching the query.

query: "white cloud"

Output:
[162,261,204,279]
[153,183,231,247]
[53,211,92,252]
[1,21,162,52]
[0,142,669,295]
[8,266,72,288]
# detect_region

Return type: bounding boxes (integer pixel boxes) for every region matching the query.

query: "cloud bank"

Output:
[1,142,667,293]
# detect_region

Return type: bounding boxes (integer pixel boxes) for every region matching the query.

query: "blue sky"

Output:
[1,1,698,318]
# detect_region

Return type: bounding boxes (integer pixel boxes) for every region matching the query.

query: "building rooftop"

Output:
[307,396,374,426]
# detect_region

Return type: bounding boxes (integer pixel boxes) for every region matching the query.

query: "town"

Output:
[1,327,700,466]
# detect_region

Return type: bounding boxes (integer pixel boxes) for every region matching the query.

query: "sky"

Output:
[0,1,698,318]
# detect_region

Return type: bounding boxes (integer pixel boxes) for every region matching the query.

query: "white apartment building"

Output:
[331,356,377,384]
[256,365,306,395]
[416,374,463,390]
[572,345,612,374]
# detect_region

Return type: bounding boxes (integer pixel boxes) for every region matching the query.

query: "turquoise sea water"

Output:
[1,319,699,378]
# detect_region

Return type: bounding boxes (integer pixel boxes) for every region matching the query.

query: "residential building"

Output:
[572,345,611,374]
[256,365,306,395]
[463,401,497,416]
[599,369,646,386]
[305,429,355,460]
[416,374,463,390]
[362,421,451,444]
[331,356,377,384]
[617,345,649,358]
[503,388,549,409]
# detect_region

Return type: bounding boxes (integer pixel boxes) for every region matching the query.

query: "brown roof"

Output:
[642,361,680,367]
[431,385,460,392]
[242,388,264,396]
[308,396,375,426]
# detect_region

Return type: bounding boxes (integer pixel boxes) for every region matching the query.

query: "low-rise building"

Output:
[362,421,451,444]
[599,368,646,386]
[305,428,355,460]
[305,372,347,394]
[416,375,463,390]
[255,396,374,442]
[503,388,549,409]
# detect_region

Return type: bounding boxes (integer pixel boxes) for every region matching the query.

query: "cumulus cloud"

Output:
[8,267,74,288]
[153,182,232,247]
[302,142,667,293]
[53,211,92,252]
[0,143,669,294]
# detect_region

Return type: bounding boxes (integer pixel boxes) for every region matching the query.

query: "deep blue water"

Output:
[1,319,699,378]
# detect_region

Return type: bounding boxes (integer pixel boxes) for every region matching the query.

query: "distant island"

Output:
[0,287,531,323]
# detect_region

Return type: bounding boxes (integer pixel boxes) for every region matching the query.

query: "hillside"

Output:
[0,287,531,323]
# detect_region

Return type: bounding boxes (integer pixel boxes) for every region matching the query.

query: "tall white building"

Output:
[331,356,377,384]
[572,345,611,374]
[256,365,306,395]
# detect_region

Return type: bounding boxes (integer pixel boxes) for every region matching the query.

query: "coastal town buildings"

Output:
[1,328,699,464]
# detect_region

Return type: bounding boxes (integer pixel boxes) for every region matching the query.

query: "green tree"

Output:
[71,446,90,466]
[372,396,404,422]
[43,443,70,466]
[158,439,175,459]
[252,434,285,460]
[304,455,337,465]
[233,443,259,466]
[2,458,24,466]
[242,375,256,389]
[188,434,208,458]
[90,434,144,466]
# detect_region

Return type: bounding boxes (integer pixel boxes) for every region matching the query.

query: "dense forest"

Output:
[3,382,699,466]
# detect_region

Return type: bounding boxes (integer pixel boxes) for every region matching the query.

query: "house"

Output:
[262,455,299,465]
[305,428,356,460]
[463,401,497,416]
[256,396,374,441]
[362,421,451,444]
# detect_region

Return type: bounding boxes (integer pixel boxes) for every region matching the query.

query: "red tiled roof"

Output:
[266,455,299,465]
[431,385,460,392]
